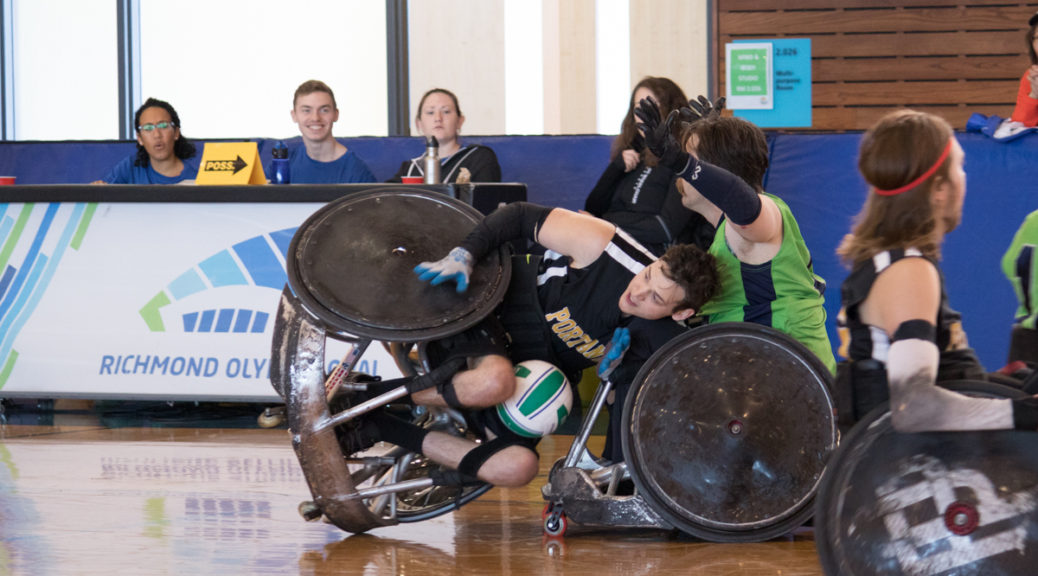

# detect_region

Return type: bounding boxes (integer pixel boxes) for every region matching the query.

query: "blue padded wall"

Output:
[1,131,1034,370]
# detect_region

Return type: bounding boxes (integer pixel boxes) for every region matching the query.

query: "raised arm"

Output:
[414,202,615,291]
[634,98,782,248]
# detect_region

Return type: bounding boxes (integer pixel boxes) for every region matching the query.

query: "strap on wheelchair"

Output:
[835,359,889,429]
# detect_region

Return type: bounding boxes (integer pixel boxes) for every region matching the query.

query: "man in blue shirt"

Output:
[274,80,375,184]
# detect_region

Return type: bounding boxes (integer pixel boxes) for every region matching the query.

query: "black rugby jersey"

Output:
[838,248,984,379]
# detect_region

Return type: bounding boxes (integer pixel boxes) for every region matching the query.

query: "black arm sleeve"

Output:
[459,201,554,261]
[680,158,762,226]
[584,156,626,216]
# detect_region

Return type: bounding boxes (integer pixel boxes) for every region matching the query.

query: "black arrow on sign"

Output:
[203,156,249,175]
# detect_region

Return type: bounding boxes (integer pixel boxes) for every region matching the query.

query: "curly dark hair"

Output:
[133,97,196,168]
[659,243,719,313]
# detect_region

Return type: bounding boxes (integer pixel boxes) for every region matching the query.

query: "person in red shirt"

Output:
[1011,11,1038,126]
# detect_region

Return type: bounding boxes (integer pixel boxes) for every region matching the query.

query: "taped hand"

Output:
[597,327,631,381]
[633,98,691,174]
[414,246,474,293]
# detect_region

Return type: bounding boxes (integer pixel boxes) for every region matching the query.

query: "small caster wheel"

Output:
[542,503,567,537]
[258,406,285,428]
[298,500,323,522]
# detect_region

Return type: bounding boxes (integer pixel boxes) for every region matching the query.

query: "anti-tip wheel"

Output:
[298,500,323,522]
[257,406,285,428]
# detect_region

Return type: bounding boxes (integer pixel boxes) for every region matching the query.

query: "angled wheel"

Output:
[277,188,510,534]
[816,380,1038,576]
[354,408,492,524]
[622,323,837,542]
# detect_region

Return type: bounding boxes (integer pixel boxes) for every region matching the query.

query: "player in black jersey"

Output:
[349,203,719,488]
[837,109,1038,432]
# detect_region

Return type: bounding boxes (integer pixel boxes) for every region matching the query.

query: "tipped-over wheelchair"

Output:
[270,188,509,533]
[272,187,840,540]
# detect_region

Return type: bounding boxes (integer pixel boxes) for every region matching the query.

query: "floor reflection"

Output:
[0,409,825,576]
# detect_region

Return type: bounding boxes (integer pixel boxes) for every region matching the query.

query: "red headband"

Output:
[874,138,954,196]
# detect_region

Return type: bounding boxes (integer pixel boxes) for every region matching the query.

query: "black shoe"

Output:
[335,414,382,456]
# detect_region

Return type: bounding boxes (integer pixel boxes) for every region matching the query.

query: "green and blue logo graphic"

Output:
[139,227,297,333]
[0,202,97,388]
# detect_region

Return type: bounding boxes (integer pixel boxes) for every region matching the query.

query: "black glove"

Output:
[680,95,726,124]
[633,97,692,175]
[630,131,644,154]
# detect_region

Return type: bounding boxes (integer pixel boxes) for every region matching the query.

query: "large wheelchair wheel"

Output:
[621,322,837,542]
[816,380,1038,575]
[285,187,510,342]
[273,188,509,533]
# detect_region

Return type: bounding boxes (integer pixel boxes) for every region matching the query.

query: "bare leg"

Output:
[412,353,515,408]
[420,430,539,487]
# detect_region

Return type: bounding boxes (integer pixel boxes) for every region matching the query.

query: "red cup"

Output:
[401,176,424,184]
[0,176,15,185]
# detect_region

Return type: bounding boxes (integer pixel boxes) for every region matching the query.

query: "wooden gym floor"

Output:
[0,401,825,576]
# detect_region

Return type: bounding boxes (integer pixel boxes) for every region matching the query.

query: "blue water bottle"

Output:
[271,141,290,184]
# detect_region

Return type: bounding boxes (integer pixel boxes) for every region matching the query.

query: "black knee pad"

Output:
[456,437,516,481]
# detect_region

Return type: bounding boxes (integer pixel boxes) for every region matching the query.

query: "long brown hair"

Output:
[613,76,688,166]
[1028,19,1038,65]
[837,109,954,265]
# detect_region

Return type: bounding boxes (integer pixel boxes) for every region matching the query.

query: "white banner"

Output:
[0,201,401,401]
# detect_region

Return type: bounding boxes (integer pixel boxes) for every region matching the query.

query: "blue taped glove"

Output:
[414,247,474,293]
[597,327,631,381]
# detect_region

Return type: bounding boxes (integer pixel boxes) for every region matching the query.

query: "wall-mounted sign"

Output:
[729,38,813,128]
[726,42,773,110]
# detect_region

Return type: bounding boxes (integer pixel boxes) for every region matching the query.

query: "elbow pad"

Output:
[887,320,939,389]
[459,202,553,261]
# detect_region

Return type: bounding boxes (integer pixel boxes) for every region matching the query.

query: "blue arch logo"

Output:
[140,227,298,333]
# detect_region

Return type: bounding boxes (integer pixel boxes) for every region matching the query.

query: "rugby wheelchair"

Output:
[272,187,842,540]
[270,188,507,533]
[815,372,1038,575]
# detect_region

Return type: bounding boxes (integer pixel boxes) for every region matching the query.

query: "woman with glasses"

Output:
[1011,11,1038,127]
[93,98,199,184]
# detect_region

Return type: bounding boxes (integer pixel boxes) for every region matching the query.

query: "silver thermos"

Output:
[423,136,441,184]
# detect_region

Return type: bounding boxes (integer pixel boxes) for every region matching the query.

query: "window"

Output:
[12,0,118,139]
[139,0,388,139]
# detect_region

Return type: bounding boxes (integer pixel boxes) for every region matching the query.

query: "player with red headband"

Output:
[836,109,1038,432]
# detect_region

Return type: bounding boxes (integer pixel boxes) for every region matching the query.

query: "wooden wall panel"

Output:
[630,0,711,98]
[543,0,597,134]
[715,1,1038,131]
[409,0,506,135]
